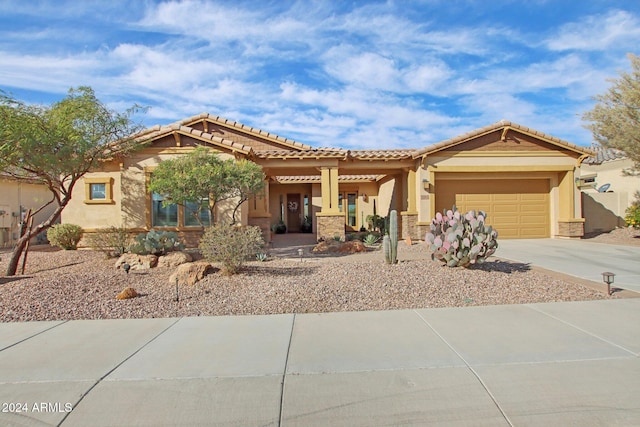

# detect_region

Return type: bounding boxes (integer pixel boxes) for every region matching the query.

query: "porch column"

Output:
[320,167,340,213]
[401,168,419,240]
[557,169,584,238]
[317,166,344,240]
[248,179,272,243]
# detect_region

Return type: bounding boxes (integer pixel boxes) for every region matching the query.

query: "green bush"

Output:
[128,230,184,256]
[47,224,83,250]
[85,226,132,257]
[199,224,264,275]
[625,203,640,228]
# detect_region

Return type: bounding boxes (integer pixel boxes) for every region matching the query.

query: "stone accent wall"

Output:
[416,223,430,241]
[401,213,418,240]
[248,216,272,243]
[316,214,345,241]
[557,220,585,238]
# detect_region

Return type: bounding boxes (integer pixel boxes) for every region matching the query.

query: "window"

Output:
[84,177,114,204]
[90,183,106,200]
[184,198,210,226]
[152,193,178,226]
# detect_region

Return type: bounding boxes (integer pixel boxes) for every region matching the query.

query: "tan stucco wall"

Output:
[420,152,582,238]
[63,148,241,232]
[63,161,122,229]
[582,158,640,211]
[0,179,55,245]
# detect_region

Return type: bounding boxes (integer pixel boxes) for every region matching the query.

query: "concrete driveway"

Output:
[498,239,640,293]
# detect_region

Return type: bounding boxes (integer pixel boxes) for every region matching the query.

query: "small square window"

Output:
[90,183,106,200]
[84,177,114,204]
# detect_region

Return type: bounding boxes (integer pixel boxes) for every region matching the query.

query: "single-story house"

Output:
[0,173,56,246]
[580,145,640,234]
[62,114,593,245]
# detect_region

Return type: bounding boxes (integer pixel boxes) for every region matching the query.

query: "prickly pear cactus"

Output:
[425,206,498,267]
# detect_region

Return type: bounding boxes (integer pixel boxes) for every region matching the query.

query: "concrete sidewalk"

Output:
[1,299,639,426]
[498,239,640,294]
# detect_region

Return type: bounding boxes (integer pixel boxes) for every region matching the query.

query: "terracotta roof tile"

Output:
[176,113,313,150]
[136,124,253,154]
[413,120,593,157]
[273,175,381,183]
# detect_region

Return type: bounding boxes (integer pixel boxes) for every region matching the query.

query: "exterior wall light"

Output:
[422,179,429,191]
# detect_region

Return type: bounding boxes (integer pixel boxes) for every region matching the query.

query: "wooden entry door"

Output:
[286,193,301,232]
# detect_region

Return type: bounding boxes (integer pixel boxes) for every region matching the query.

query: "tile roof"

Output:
[136,124,253,154]
[176,113,313,150]
[583,144,627,164]
[413,120,594,157]
[253,148,414,160]
[272,175,381,183]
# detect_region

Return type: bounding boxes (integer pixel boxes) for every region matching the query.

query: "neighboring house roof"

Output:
[413,120,593,158]
[582,144,627,165]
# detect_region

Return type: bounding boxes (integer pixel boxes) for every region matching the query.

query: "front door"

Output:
[287,193,301,232]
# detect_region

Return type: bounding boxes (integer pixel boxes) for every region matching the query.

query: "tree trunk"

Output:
[6,233,30,276]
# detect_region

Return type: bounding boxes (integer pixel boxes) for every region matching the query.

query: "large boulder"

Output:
[338,240,366,254]
[312,240,341,253]
[157,251,193,268]
[115,254,158,271]
[169,261,215,286]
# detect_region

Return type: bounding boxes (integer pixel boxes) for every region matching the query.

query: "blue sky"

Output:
[1,0,639,149]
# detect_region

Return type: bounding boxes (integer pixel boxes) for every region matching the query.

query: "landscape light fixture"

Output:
[298,248,304,261]
[122,263,130,274]
[602,271,615,296]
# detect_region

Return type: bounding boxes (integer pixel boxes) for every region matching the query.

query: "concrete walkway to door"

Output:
[498,239,640,294]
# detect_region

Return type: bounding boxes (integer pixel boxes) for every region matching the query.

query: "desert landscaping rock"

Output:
[169,261,216,286]
[116,287,138,300]
[0,243,615,322]
[115,253,158,271]
[157,251,193,268]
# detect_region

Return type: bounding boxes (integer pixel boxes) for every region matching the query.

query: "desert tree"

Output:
[583,53,640,174]
[148,146,265,226]
[0,87,146,276]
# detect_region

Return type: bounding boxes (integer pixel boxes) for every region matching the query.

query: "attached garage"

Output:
[435,178,550,238]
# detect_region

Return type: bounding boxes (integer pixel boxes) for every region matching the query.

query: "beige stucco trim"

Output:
[443,151,568,158]
[428,165,573,173]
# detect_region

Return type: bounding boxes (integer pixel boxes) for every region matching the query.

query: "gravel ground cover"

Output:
[0,240,615,322]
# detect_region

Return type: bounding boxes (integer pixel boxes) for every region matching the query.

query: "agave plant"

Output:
[425,206,498,267]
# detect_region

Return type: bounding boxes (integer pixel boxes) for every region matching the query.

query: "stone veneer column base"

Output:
[400,212,418,240]
[316,213,345,241]
[557,219,585,238]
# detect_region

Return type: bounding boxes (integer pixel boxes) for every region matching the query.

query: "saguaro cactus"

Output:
[384,210,398,264]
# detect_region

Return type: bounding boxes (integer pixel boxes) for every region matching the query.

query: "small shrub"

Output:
[85,226,132,257]
[200,224,264,275]
[625,203,640,228]
[128,230,184,256]
[426,206,498,268]
[47,224,83,250]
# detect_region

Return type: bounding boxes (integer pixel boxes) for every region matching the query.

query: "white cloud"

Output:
[546,10,640,51]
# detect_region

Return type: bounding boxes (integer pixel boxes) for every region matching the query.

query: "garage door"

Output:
[435,179,550,238]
